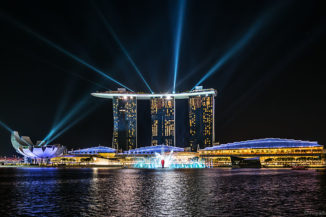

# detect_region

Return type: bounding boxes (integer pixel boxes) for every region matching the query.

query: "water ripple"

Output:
[0,168,325,216]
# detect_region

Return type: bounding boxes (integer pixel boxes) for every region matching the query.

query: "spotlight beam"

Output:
[37,58,111,91]
[45,63,109,129]
[94,6,153,93]
[41,96,91,145]
[175,55,215,89]
[218,26,325,127]
[51,82,75,130]
[191,20,263,90]
[46,60,112,91]
[0,120,13,133]
[0,13,133,92]
[46,104,99,144]
[190,1,291,90]
[172,0,186,93]
[70,72,111,91]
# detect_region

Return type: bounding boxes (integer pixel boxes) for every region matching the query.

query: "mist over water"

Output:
[1,168,326,216]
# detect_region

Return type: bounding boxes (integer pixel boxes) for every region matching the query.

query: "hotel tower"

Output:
[92,86,216,151]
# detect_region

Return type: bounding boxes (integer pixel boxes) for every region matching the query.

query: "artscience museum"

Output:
[11,131,65,162]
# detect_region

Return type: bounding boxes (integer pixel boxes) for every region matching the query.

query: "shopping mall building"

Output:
[199,138,325,168]
[49,138,325,168]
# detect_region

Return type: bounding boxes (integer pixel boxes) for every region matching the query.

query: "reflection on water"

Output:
[0,168,326,216]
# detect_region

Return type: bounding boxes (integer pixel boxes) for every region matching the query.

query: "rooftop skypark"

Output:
[92,87,217,100]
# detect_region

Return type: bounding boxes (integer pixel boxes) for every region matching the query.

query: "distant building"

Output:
[124,145,184,155]
[112,96,137,151]
[0,156,24,165]
[11,131,65,162]
[92,88,217,151]
[199,138,325,167]
[151,97,175,146]
[189,94,215,150]
[47,138,325,168]
[69,146,116,155]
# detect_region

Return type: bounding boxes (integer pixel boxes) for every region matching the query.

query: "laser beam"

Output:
[0,120,13,133]
[0,13,133,92]
[46,63,109,129]
[46,104,99,144]
[191,19,263,90]
[94,6,153,93]
[218,26,325,127]
[70,72,111,91]
[176,55,215,89]
[172,0,186,93]
[40,96,91,146]
[36,58,111,91]
[190,1,291,90]
[51,80,76,130]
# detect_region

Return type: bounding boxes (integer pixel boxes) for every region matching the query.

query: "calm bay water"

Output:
[0,168,326,216]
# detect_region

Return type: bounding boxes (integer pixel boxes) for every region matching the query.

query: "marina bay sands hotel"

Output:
[92,86,217,151]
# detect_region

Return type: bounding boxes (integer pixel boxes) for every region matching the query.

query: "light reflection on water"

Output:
[0,168,326,216]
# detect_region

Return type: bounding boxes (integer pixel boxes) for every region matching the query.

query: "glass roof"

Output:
[203,138,322,150]
[124,145,184,154]
[69,146,116,154]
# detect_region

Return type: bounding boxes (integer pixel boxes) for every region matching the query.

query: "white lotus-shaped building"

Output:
[11,131,65,159]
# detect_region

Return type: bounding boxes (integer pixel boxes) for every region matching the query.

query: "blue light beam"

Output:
[94,6,153,93]
[70,72,111,91]
[172,0,186,93]
[46,104,99,144]
[0,120,13,133]
[44,60,111,91]
[191,19,264,90]
[217,26,325,128]
[51,81,76,130]
[44,62,110,130]
[0,13,133,92]
[40,96,91,146]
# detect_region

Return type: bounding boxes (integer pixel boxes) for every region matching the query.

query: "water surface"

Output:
[0,168,326,216]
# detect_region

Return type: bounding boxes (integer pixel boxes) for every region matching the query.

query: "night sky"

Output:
[0,0,325,155]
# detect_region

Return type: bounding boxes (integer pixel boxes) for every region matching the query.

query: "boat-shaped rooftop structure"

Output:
[91,88,217,100]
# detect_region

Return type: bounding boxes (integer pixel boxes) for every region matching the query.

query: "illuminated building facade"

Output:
[112,96,137,151]
[47,139,324,168]
[189,93,215,150]
[122,145,204,169]
[11,131,65,161]
[123,145,184,155]
[69,146,116,155]
[151,97,175,146]
[92,87,217,151]
[199,138,325,167]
